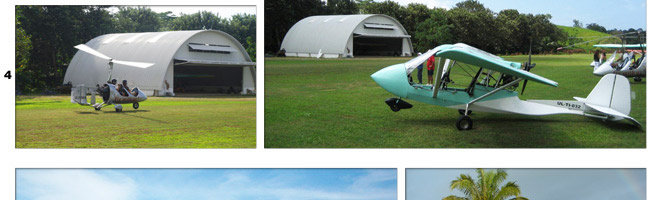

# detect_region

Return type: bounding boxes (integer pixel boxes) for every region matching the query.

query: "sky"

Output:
[379,0,647,30]
[406,168,646,200]
[16,168,397,200]
[106,6,256,19]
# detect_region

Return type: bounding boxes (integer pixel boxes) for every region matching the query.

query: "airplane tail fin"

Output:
[580,74,640,126]
[585,74,631,115]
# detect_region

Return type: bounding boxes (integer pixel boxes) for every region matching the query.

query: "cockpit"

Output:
[404,46,520,97]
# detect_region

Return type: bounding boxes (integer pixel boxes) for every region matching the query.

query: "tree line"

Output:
[266,0,644,56]
[576,19,646,45]
[266,0,566,55]
[15,6,256,93]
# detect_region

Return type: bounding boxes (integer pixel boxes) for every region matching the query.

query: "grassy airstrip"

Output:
[265,54,645,148]
[16,96,256,148]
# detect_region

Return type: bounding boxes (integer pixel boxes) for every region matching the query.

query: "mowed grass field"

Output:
[265,54,645,148]
[16,96,256,148]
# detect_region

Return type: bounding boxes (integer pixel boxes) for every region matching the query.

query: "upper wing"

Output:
[593,44,646,49]
[435,44,558,87]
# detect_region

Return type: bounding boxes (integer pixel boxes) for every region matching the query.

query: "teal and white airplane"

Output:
[371,43,640,130]
[592,44,646,81]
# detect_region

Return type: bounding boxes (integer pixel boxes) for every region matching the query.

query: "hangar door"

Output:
[352,33,409,56]
[173,61,245,94]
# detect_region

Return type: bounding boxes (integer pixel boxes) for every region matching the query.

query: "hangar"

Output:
[63,30,256,96]
[280,14,413,58]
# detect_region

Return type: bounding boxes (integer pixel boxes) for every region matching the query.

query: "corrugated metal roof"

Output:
[63,30,252,90]
[280,14,412,56]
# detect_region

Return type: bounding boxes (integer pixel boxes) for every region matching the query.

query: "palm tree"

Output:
[442,169,529,200]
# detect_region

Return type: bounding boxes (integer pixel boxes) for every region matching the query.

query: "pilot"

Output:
[122,80,136,96]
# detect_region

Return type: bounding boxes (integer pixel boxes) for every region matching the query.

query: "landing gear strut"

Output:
[458,109,472,115]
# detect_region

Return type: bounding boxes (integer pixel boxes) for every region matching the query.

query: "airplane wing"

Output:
[593,44,646,49]
[434,44,558,87]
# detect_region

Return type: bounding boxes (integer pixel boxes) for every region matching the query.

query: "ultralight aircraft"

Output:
[70,44,154,112]
[371,43,640,130]
[591,43,646,82]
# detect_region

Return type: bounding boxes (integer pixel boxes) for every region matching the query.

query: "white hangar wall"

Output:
[63,30,256,96]
[280,14,413,58]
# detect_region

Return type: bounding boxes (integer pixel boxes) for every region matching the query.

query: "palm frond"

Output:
[443,195,470,200]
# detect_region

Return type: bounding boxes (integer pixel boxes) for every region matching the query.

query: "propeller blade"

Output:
[74,44,111,60]
[112,60,154,68]
[521,79,528,95]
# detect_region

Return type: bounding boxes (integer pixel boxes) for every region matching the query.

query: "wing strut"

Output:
[463,78,523,115]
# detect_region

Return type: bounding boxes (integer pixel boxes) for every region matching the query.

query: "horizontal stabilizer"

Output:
[585,103,641,127]
[573,97,586,102]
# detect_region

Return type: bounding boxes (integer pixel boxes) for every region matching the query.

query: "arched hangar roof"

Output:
[63,30,253,90]
[280,14,411,56]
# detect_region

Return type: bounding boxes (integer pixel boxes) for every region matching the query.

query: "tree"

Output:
[586,23,607,33]
[447,0,499,53]
[326,0,359,14]
[442,169,528,200]
[113,6,161,32]
[572,19,583,28]
[413,8,452,52]
[15,8,32,91]
[169,11,223,30]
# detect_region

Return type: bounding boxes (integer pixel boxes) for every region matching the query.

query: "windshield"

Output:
[404,46,444,75]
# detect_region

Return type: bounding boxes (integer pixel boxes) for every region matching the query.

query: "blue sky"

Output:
[16,168,397,200]
[381,0,647,30]
[406,168,646,200]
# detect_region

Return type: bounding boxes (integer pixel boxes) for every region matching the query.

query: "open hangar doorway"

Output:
[352,36,404,56]
[172,63,246,95]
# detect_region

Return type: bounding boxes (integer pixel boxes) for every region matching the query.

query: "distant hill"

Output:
[557,25,621,51]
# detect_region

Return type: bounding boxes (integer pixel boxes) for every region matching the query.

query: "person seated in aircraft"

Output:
[121,80,136,96]
[610,53,626,69]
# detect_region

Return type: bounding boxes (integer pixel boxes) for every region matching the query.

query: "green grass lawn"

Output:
[557,25,621,50]
[264,55,645,148]
[16,95,256,148]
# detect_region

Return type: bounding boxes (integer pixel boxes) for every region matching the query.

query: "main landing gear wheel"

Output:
[456,115,473,130]
[634,77,642,82]
[133,102,139,109]
[95,106,101,111]
[114,104,123,112]
[458,109,472,115]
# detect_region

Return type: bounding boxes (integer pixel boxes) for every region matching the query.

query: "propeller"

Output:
[74,44,154,68]
[520,39,536,95]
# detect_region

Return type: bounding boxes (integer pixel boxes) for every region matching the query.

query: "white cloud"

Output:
[16,169,137,200]
[211,170,396,200]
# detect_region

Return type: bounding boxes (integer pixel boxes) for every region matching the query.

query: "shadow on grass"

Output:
[99,110,168,123]
[169,93,256,99]
[15,100,61,106]
[588,118,644,132]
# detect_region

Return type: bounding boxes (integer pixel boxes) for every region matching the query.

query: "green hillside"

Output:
[558,25,621,51]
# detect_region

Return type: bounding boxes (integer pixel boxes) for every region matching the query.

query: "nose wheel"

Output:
[456,115,473,130]
[385,98,413,112]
